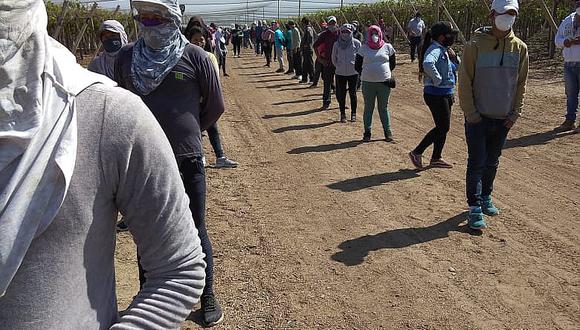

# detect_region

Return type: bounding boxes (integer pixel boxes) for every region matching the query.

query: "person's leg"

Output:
[414,94,448,156]
[347,74,358,118]
[322,66,334,108]
[288,49,295,73]
[431,95,453,160]
[207,123,224,159]
[277,47,285,71]
[376,83,392,139]
[312,59,322,85]
[362,81,377,136]
[335,74,348,119]
[302,50,313,82]
[564,64,579,122]
[294,49,302,77]
[465,119,488,208]
[481,119,510,200]
[222,56,228,76]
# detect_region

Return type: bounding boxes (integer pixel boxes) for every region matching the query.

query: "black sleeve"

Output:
[196,49,225,131]
[355,54,363,74]
[389,54,397,72]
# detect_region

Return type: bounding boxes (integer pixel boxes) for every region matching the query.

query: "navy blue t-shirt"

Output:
[115,43,224,159]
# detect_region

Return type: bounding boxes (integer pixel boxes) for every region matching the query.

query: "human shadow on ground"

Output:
[327,169,420,193]
[263,108,321,119]
[272,98,319,106]
[331,212,478,266]
[279,86,311,91]
[186,310,204,327]
[249,77,295,84]
[256,83,296,89]
[239,72,279,77]
[272,121,336,133]
[504,129,576,149]
[288,139,363,154]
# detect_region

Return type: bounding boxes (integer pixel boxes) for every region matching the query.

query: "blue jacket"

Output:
[422,41,457,90]
[274,29,285,49]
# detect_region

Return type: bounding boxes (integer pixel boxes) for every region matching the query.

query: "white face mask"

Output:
[372,34,379,43]
[494,14,516,32]
[576,7,580,15]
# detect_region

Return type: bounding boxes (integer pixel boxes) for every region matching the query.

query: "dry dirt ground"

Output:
[115,49,579,330]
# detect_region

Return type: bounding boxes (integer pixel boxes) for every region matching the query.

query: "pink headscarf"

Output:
[367,25,384,50]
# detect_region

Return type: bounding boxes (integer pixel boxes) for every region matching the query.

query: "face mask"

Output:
[140,22,178,50]
[576,7,580,15]
[328,25,337,32]
[103,38,122,53]
[442,35,456,47]
[372,34,379,43]
[494,14,516,32]
[0,9,35,64]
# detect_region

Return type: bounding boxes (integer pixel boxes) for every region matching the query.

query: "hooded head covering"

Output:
[338,23,354,49]
[0,0,113,296]
[367,25,384,50]
[90,20,128,79]
[131,0,188,95]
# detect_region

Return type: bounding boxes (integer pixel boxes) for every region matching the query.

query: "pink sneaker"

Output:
[408,151,423,170]
[429,158,453,169]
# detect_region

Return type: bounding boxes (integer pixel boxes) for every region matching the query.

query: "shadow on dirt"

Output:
[272,121,336,133]
[331,212,481,266]
[263,108,322,119]
[327,169,420,193]
[186,310,204,327]
[288,140,363,154]
[272,98,319,106]
[505,129,577,149]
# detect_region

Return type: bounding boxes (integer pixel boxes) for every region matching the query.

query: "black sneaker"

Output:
[385,131,394,142]
[116,220,129,232]
[340,114,347,123]
[362,132,371,142]
[201,294,224,327]
[350,113,356,122]
[321,103,330,110]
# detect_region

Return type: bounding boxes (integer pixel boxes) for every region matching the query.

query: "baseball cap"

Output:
[491,0,519,14]
[327,16,337,24]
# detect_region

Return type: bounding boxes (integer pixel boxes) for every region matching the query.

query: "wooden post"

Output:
[386,3,410,43]
[72,2,98,55]
[436,0,441,22]
[548,0,559,58]
[441,2,467,44]
[540,0,558,31]
[53,0,70,40]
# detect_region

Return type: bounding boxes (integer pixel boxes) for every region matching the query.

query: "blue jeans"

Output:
[465,117,510,207]
[564,63,580,121]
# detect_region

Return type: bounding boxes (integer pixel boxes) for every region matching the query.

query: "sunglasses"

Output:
[135,14,171,27]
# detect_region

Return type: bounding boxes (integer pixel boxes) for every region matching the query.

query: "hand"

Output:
[504,119,515,129]
[447,48,456,58]
[564,39,573,48]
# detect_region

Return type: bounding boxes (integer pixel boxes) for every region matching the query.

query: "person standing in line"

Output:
[114,0,226,326]
[284,23,295,75]
[262,22,275,67]
[458,0,528,230]
[231,24,242,57]
[310,21,327,88]
[554,0,580,132]
[185,16,214,53]
[274,22,286,73]
[379,19,394,43]
[355,25,397,142]
[88,20,128,79]
[332,24,361,123]
[352,20,363,42]
[407,12,426,62]
[255,20,264,55]
[289,20,303,80]
[214,27,230,76]
[0,1,207,328]
[314,16,339,110]
[409,22,460,170]
[300,17,316,84]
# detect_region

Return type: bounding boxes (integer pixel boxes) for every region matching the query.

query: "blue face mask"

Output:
[103,38,122,53]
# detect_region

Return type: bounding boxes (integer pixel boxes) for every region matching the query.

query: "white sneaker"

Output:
[202,156,207,167]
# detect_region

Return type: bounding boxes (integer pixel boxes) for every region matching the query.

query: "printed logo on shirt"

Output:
[174,72,185,80]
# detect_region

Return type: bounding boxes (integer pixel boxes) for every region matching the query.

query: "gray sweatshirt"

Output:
[0,84,206,329]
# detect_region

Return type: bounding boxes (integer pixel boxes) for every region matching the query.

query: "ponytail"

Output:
[418,31,432,74]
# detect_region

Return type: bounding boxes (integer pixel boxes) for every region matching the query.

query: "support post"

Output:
[53,0,70,40]
[72,2,98,55]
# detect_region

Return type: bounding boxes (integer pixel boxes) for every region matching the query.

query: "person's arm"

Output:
[198,52,225,131]
[355,54,363,74]
[87,58,100,74]
[423,47,443,85]
[102,90,206,329]
[388,45,396,71]
[508,43,529,125]
[458,40,480,123]
[313,32,323,56]
[331,42,339,68]
[554,17,568,48]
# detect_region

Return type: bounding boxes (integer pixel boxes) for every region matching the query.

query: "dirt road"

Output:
[116,49,579,329]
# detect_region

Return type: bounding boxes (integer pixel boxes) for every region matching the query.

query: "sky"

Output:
[51,0,388,25]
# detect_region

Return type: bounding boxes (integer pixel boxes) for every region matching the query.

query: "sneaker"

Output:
[275,68,285,73]
[296,75,302,80]
[285,70,293,75]
[202,156,207,167]
[350,114,356,122]
[116,219,129,232]
[201,294,224,327]
[408,151,423,170]
[320,103,330,110]
[385,131,394,142]
[299,80,309,85]
[557,119,576,132]
[340,114,347,123]
[468,207,487,230]
[215,156,238,168]
[481,195,500,216]
[223,73,230,77]
[362,132,371,142]
[429,158,453,169]
[308,83,318,88]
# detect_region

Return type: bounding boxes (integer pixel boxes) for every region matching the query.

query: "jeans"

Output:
[335,74,358,116]
[465,117,510,207]
[362,81,391,136]
[218,54,227,75]
[255,38,262,54]
[207,122,224,159]
[276,47,284,70]
[301,49,314,82]
[413,93,453,160]
[263,42,272,66]
[287,49,294,73]
[564,63,580,121]
[410,36,422,61]
[322,65,335,106]
[139,156,215,295]
[293,49,302,76]
[312,59,322,85]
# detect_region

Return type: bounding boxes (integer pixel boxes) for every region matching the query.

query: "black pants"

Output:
[413,93,453,160]
[322,65,335,106]
[287,49,294,73]
[218,55,227,75]
[301,49,314,83]
[263,42,272,66]
[207,122,224,158]
[312,59,323,85]
[410,36,422,61]
[233,39,241,56]
[293,49,302,76]
[335,74,358,116]
[139,156,215,296]
[255,38,262,54]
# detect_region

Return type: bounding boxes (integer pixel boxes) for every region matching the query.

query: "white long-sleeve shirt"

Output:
[555,13,580,63]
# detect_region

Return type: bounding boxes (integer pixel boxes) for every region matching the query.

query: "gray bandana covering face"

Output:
[0,0,114,296]
[131,0,189,95]
[94,20,128,79]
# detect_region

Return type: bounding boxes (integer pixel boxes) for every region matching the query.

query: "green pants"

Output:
[362,81,392,136]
